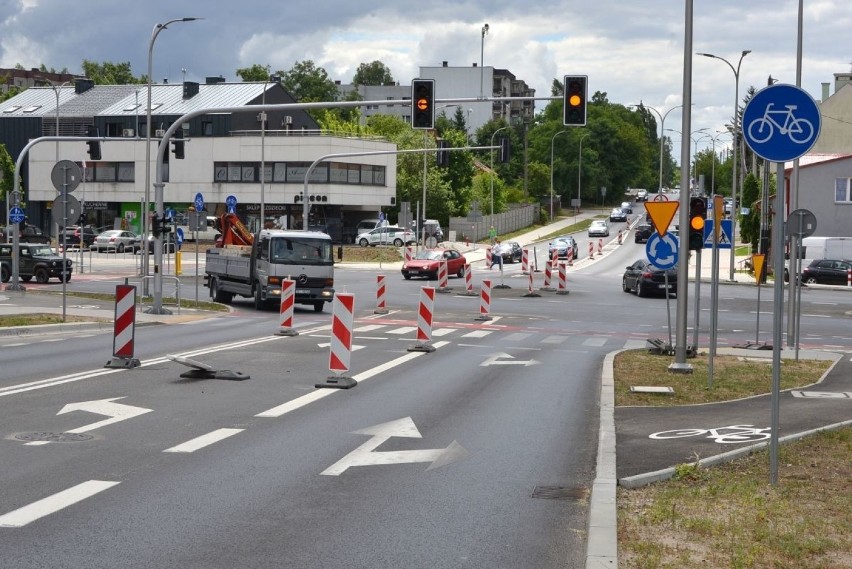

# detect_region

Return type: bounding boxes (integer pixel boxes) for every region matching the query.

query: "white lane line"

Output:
[354,324,386,332]
[582,337,608,347]
[0,480,120,528]
[163,428,244,453]
[541,335,567,345]
[504,333,532,342]
[386,326,417,335]
[431,328,456,337]
[256,341,450,419]
[461,329,493,338]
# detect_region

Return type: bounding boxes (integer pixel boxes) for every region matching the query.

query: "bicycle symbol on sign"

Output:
[747,103,815,145]
[649,424,771,444]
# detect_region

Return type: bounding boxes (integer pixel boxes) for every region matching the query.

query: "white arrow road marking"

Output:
[0,480,120,528]
[316,342,366,351]
[480,352,540,367]
[321,417,467,476]
[58,397,152,434]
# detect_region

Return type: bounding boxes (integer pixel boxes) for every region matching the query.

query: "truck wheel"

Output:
[314,302,324,313]
[210,279,232,304]
[359,238,369,247]
[35,267,49,284]
[254,284,264,310]
[1,265,9,283]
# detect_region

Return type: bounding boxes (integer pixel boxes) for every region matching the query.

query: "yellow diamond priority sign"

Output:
[644,201,680,236]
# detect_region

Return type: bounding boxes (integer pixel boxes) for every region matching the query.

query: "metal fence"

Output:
[448,203,537,243]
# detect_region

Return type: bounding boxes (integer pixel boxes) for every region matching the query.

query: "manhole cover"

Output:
[531,485,588,501]
[15,432,94,443]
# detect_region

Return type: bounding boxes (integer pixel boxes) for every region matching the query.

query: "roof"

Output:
[0,82,276,118]
[784,153,852,170]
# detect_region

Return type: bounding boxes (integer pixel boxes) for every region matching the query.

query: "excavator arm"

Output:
[216,213,254,247]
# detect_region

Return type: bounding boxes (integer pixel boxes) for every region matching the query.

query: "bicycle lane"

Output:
[615,352,852,484]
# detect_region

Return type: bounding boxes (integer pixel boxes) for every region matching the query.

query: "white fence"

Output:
[449,204,537,243]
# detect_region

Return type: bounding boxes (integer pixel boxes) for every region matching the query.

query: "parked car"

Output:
[588,220,610,237]
[620,202,633,214]
[494,240,523,263]
[609,208,627,222]
[622,259,677,297]
[62,225,98,247]
[800,259,852,285]
[0,242,72,283]
[136,234,177,254]
[548,236,579,260]
[636,189,649,201]
[356,226,416,247]
[634,223,654,244]
[1,224,50,244]
[90,230,140,253]
[401,248,466,279]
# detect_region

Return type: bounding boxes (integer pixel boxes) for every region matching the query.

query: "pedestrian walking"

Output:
[488,225,497,245]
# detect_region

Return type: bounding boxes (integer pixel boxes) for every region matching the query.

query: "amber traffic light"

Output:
[563,75,588,126]
[411,79,435,130]
[689,196,707,251]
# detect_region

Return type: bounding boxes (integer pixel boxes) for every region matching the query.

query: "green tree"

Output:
[0,143,19,203]
[81,60,143,84]
[235,64,270,82]
[277,60,338,103]
[740,172,761,250]
[351,61,394,86]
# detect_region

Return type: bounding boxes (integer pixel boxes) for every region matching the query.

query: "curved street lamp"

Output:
[550,130,569,221]
[629,103,684,193]
[697,50,750,280]
[143,17,201,288]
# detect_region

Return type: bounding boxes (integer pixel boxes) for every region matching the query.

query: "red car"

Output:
[401,248,467,280]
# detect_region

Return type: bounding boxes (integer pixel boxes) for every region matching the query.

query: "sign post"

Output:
[743,83,821,486]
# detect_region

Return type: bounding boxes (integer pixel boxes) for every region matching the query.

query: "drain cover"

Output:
[531,486,587,501]
[15,432,94,443]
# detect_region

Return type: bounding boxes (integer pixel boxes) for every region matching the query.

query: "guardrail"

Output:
[135,275,181,313]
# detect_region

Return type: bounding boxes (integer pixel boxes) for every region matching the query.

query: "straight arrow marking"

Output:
[480,352,540,367]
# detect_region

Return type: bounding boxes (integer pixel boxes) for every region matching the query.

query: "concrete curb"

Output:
[585,350,618,568]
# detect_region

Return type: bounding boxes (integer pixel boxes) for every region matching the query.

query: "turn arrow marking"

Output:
[58,397,152,434]
[321,417,467,476]
[480,352,540,367]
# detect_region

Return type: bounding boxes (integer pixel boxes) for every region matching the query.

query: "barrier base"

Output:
[104,356,141,369]
[374,308,389,314]
[522,291,542,298]
[458,291,478,297]
[539,287,556,292]
[180,369,250,381]
[475,314,492,321]
[556,289,570,295]
[408,342,436,353]
[276,327,299,336]
[436,287,452,294]
[493,283,511,289]
[315,375,358,389]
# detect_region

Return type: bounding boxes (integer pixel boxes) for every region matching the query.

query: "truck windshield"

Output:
[270,237,332,265]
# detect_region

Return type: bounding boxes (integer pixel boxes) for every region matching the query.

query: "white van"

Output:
[179,215,220,242]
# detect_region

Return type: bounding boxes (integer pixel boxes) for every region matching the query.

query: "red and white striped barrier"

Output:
[557,262,569,295]
[848,268,851,287]
[105,284,140,368]
[437,259,450,292]
[588,241,595,259]
[317,292,357,389]
[617,230,623,245]
[409,286,436,352]
[463,263,476,295]
[598,239,603,255]
[541,257,554,291]
[522,248,530,274]
[567,248,574,266]
[404,246,413,264]
[374,274,388,314]
[277,278,299,336]
[486,247,492,269]
[476,279,492,321]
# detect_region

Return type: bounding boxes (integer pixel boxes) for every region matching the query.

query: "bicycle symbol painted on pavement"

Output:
[649,424,771,444]
[747,103,815,145]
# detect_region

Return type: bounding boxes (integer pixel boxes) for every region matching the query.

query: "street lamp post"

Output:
[697,50,750,280]
[145,16,200,310]
[144,17,200,288]
[666,128,709,192]
[260,74,281,231]
[629,103,684,193]
[577,133,590,218]
[550,130,568,221]
[489,125,510,230]
[480,23,489,99]
[709,130,732,195]
[48,81,71,160]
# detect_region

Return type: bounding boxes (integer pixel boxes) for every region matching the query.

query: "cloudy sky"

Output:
[2,0,849,151]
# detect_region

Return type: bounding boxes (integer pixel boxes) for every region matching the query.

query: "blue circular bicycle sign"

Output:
[742,83,821,162]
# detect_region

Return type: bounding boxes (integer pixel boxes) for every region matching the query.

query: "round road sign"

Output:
[51,194,82,229]
[786,209,817,238]
[50,160,82,193]
[9,207,25,224]
[742,84,821,162]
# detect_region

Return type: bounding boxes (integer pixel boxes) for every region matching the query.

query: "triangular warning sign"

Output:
[644,201,679,236]
[752,254,766,285]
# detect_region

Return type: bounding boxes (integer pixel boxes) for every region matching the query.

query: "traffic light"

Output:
[689,196,707,251]
[563,75,588,126]
[152,215,162,238]
[499,137,511,163]
[411,79,435,129]
[172,129,185,159]
[436,139,449,167]
[86,126,101,160]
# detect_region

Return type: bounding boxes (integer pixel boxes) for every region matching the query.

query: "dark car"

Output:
[1,224,50,244]
[609,208,627,222]
[622,259,677,297]
[548,236,579,260]
[634,223,654,244]
[801,259,852,285]
[495,241,523,263]
[62,225,97,247]
[0,243,73,283]
[401,248,466,279]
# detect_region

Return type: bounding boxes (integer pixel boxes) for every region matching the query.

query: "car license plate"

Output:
[658,284,668,288]
[295,289,310,295]
[409,270,419,274]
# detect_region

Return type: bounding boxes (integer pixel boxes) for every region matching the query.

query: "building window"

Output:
[94,163,116,182]
[117,163,135,182]
[835,178,852,203]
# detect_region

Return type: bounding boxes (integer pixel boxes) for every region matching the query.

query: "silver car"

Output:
[588,220,610,237]
[356,226,416,247]
[90,230,140,253]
